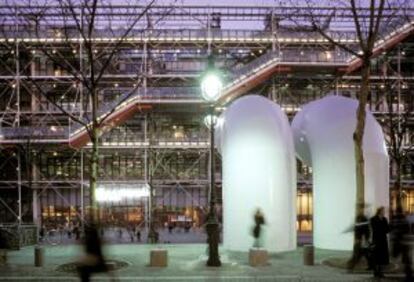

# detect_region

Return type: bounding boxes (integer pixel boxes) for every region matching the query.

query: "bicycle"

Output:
[44,228,63,245]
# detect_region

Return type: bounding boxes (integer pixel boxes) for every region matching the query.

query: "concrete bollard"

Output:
[149,249,168,267]
[303,244,314,266]
[0,249,7,265]
[34,246,44,267]
[249,248,268,267]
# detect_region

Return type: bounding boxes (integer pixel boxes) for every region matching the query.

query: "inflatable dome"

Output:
[292,95,389,250]
[217,95,297,252]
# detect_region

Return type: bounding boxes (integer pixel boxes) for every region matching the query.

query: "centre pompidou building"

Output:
[0,2,413,238]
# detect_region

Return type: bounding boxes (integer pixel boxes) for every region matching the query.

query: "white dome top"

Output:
[291,95,388,166]
[217,95,293,155]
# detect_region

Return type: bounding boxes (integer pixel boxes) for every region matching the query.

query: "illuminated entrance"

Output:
[96,183,149,226]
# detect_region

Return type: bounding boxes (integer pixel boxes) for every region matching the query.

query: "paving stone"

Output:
[0,243,407,281]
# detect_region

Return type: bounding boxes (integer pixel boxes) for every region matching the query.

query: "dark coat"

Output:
[370,215,390,265]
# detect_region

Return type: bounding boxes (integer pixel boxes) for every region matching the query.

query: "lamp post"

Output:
[201,55,222,267]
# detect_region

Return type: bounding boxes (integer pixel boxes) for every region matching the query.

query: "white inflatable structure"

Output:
[216,95,297,252]
[292,96,389,250]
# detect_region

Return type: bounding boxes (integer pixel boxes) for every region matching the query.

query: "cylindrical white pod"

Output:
[217,95,297,252]
[292,95,389,250]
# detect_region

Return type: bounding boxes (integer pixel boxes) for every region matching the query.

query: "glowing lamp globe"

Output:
[201,73,223,102]
[203,114,218,129]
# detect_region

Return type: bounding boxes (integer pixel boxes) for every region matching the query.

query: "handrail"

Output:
[1,18,413,143]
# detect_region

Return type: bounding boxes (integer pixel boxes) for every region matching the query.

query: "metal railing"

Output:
[69,87,201,134]
[0,28,357,42]
[225,49,350,90]
[0,126,69,140]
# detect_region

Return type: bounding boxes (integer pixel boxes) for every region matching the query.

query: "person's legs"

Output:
[373,264,384,278]
[347,244,362,271]
[363,247,373,270]
[78,265,92,282]
[402,247,412,280]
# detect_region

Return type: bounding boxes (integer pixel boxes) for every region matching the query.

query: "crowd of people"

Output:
[39,221,82,243]
[348,206,413,280]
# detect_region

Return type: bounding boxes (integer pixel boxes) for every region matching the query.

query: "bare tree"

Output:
[378,53,414,212]
[300,0,390,219]
[286,0,411,260]
[4,0,174,222]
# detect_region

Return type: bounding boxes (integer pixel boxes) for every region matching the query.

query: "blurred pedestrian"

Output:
[252,208,265,248]
[370,206,390,278]
[39,224,45,243]
[67,222,73,239]
[128,226,134,242]
[77,223,109,282]
[390,206,412,281]
[184,222,191,233]
[136,228,141,242]
[347,204,373,271]
[118,227,123,240]
[73,223,81,240]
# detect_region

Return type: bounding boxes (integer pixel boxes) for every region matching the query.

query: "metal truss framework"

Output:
[0,4,413,226]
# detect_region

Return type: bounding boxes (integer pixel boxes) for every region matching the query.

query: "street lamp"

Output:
[201,55,222,267]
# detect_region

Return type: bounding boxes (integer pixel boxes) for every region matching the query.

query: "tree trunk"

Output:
[395,158,403,212]
[89,126,99,222]
[147,153,157,243]
[354,59,370,217]
[351,58,370,261]
[89,88,99,222]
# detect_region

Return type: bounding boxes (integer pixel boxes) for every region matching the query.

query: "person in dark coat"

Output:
[77,223,108,282]
[370,206,390,278]
[390,206,412,281]
[136,228,141,242]
[39,225,45,242]
[73,223,80,240]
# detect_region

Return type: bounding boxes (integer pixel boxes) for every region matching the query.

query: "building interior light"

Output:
[96,185,150,203]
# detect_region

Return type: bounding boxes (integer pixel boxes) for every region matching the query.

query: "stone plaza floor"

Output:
[0,243,411,281]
